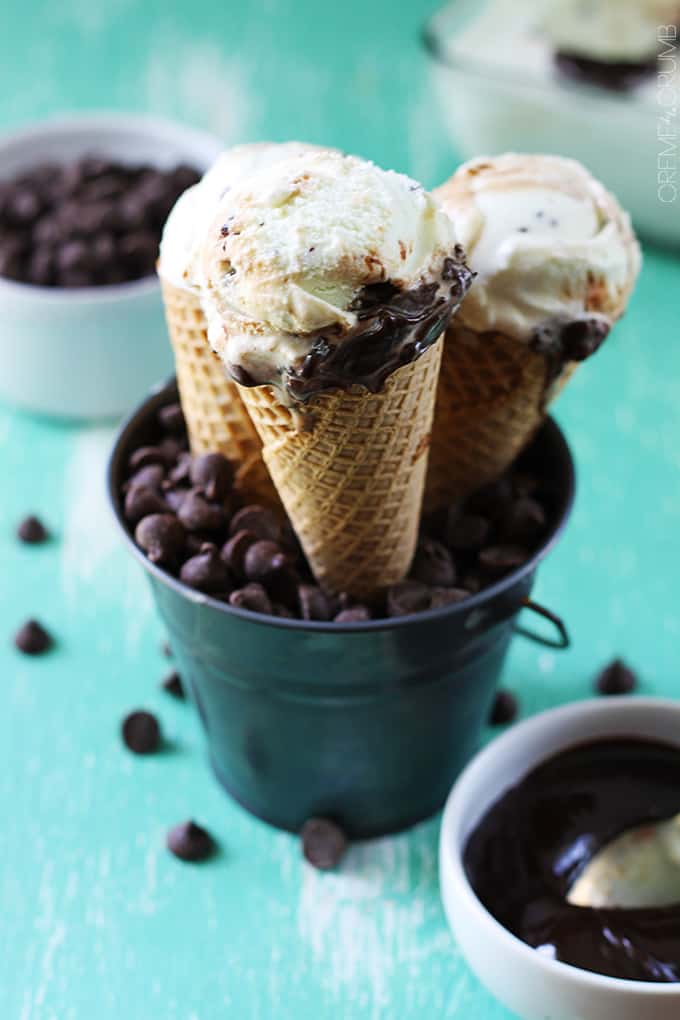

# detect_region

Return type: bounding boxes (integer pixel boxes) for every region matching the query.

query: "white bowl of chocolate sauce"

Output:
[440,698,680,1020]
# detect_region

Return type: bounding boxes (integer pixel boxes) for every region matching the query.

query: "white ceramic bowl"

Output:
[440,698,680,1020]
[0,113,222,419]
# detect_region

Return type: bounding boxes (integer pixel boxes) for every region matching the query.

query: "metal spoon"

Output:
[568,815,680,909]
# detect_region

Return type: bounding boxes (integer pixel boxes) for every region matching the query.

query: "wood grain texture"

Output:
[1,1,679,1017]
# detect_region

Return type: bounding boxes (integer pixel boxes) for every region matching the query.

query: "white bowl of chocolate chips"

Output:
[0,113,222,419]
[440,697,680,1020]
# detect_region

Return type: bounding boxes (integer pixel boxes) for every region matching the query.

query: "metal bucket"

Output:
[108,380,574,838]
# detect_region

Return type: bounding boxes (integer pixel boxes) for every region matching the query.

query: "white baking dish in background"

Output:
[424,0,679,249]
[0,114,222,420]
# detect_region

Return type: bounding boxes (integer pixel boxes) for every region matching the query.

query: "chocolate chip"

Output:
[334,606,372,623]
[243,540,289,583]
[561,318,610,361]
[163,487,188,512]
[430,587,470,608]
[230,505,285,544]
[162,671,185,699]
[167,451,192,485]
[410,537,456,587]
[229,583,273,615]
[126,463,165,492]
[166,820,214,862]
[14,619,53,655]
[595,658,638,696]
[387,581,433,617]
[17,515,49,544]
[158,402,186,435]
[189,453,234,502]
[124,485,168,525]
[121,710,160,753]
[301,817,348,871]
[478,544,529,577]
[128,445,166,472]
[298,584,332,621]
[500,497,546,546]
[180,544,231,593]
[135,514,185,566]
[221,529,256,576]
[177,488,227,533]
[489,690,518,726]
[273,602,295,618]
[446,512,491,553]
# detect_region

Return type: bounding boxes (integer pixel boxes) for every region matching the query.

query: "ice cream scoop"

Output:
[158,141,330,292]
[568,814,680,909]
[434,152,641,354]
[540,0,680,63]
[200,149,471,399]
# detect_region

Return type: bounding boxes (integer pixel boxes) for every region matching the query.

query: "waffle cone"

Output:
[238,340,444,599]
[425,326,576,513]
[160,279,278,507]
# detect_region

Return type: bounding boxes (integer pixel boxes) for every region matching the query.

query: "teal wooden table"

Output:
[2,1,679,1016]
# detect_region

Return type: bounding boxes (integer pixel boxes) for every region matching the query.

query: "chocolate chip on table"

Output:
[489,690,518,726]
[301,817,348,871]
[166,820,215,862]
[243,540,289,583]
[334,606,372,623]
[478,544,530,577]
[121,709,161,754]
[595,658,638,696]
[180,544,231,594]
[230,504,285,544]
[229,583,273,615]
[446,512,491,553]
[177,488,227,533]
[135,513,185,566]
[14,619,53,655]
[409,537,456,587]
[162,671,185,699]
[221,529,257,577]
[17,515,49,544]
[298,584,332,621]
[189,453,234,502]
[124,485,168,525]
[158,402,186,435]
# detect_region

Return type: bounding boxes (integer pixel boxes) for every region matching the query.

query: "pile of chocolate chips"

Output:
[120,400,553,621]
[0,157,200,287]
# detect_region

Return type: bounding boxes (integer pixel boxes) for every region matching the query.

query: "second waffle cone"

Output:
[424,326,575,513]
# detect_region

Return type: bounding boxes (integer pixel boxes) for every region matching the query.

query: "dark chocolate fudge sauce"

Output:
[464,738,680,982]
[229,250,474,401]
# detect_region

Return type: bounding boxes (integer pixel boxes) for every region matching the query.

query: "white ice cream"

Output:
[200,149,465,387]
[434,153,641,343]
[158,142,330,291]
[541,0,680,63]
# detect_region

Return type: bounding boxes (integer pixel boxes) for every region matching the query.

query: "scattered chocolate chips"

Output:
[489,690,518,726]
[121,710,161,753]
[14,619,53,655]
[17,515,49,544]
[0,157,200,288]
[166,820,215,862]
[595,658,638,696]
[162,671,185,699]
[301,817,348,871]
[120,399,554,622]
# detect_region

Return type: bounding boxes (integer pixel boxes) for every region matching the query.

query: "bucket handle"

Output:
[514,599,570,650]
